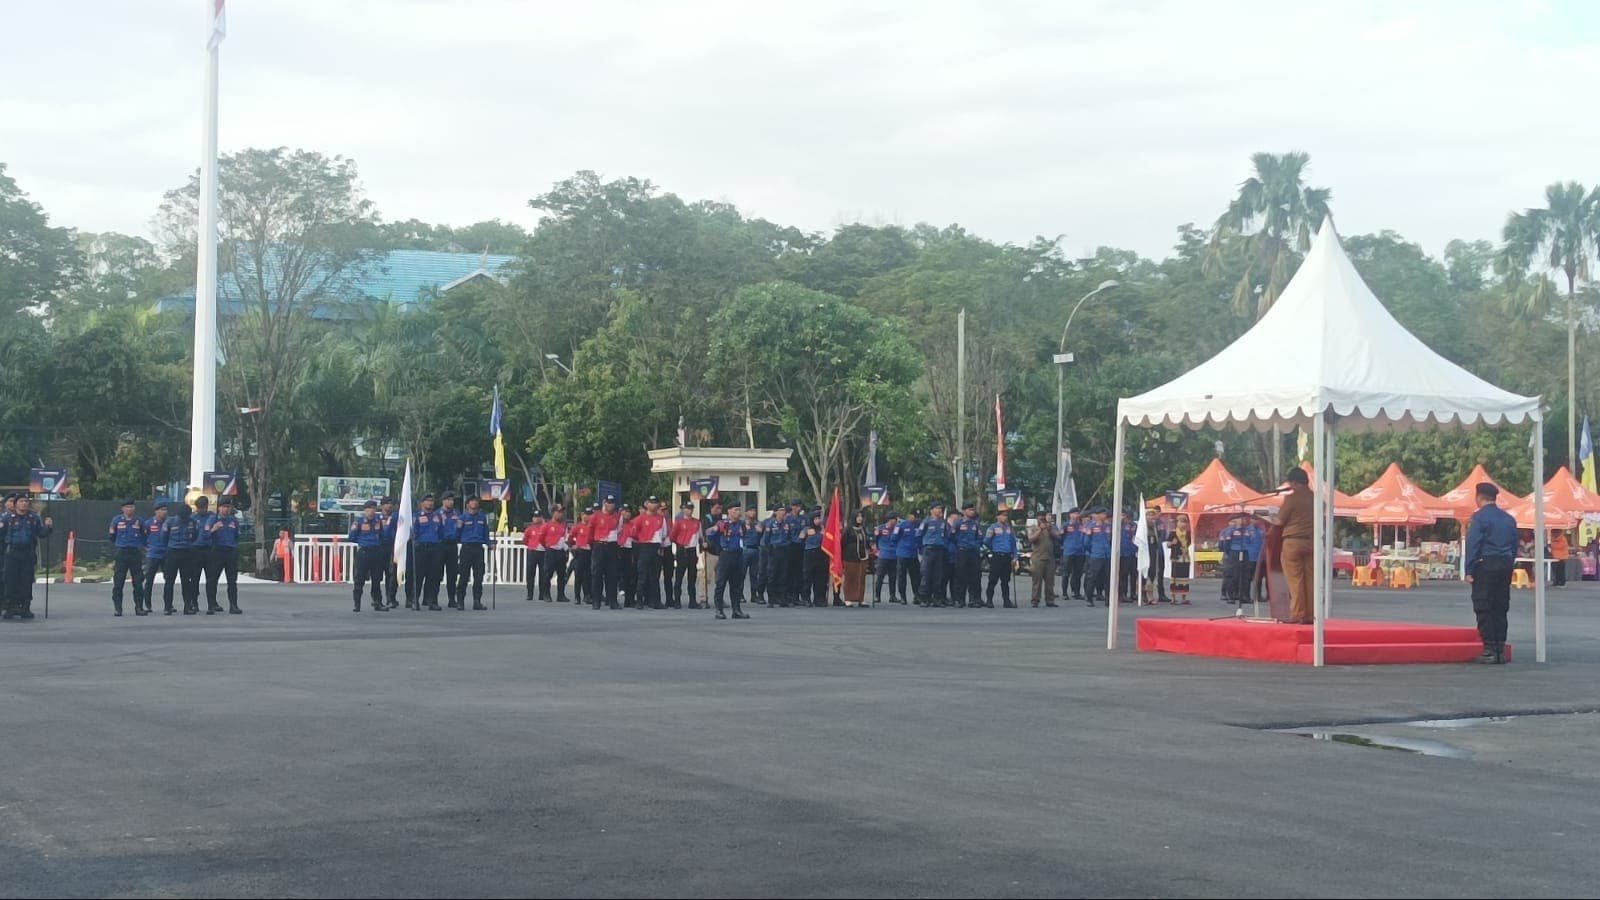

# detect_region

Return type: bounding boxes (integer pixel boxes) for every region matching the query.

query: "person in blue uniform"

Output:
[1240,516,1265,603]
[1465,482,1517,664]
[1119,513,1140,603]
[785,499,808,606]
[801,508,828,607]
[348,500,387,612]
[2,495,53,620]
[191,496,223,614]
[895,511,922,603]
[1218,514,1245,605]
[163,502,201,615]
[1084,508,1112,605]
[741,505,762,605]
[143,503,172,614]
[983,509,1018,608]
[942,510,961,605]
[712,503,751,620]
[955,503,984,607]
[204,496,243,614]
[762,505,791,607]
[1060,508,1088,603]
[919,503,949,606]
[455,496,490,610]
[413,493,445,610]
[874,511,901,604]
[108,499,147,616]
[379,496,401,609]
[438,492,462,609]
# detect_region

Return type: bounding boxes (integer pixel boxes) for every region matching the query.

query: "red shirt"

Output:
[668,515,700,548]
[630,513,668,544]
[588,511,622,543]
[522,522,544,550]
[540,520,569,550]
[570,518,593,550]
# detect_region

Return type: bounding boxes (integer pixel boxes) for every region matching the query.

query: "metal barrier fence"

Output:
[288,535,528,585]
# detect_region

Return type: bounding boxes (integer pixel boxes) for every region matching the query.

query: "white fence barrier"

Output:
[289,534,528,586]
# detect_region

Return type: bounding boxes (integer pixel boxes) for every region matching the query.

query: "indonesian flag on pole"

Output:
[822,487,844,590]
[994,394,1006,491]
[209,0,227,50]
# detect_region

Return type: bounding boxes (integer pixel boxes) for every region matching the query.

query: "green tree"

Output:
[0,162,79,318]
[157,147,381,563]
[1495,181,1599,470]
[1207,151,1332,318]
[709,282,920,506]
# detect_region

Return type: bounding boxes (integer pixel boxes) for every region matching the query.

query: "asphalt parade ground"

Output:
[3,575,1599,898]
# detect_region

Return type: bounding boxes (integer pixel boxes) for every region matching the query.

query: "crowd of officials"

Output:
[1,493,54,620]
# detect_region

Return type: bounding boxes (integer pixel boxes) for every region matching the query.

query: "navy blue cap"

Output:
[381,496,395,504]
[441,491,456,500]
[154,502,168,511]
[192,495,209,507]
[218,496,234,507]
[420,492,435,502]
[363,499,377,509]
[962,502,976,511]
[789,498,804,507]
[121,498,137,507]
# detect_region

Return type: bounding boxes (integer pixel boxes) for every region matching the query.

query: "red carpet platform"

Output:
[1135,617,1511,665]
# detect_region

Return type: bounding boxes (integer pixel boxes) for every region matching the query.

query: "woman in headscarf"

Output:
[843,511,871,606]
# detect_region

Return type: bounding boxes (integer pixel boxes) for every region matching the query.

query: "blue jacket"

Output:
[458,511,489,544]
[5,511,50,548]
[955,517,983,551]
[742,520,762,551]
[895,520,922,558]
[1465,504,1518,576]
[1240,525,1264,562]
[802,523,824,551]
[875,523,900,560]
[145,516,170,560]
[192,512,216,548]
[1060,520,1087,557]
[1087,522,1112,560]
[983,522,1017,555]
[109,513,146,551]
[441,507,462,540]
[413,508,445,544]
[921,518,950,553]
[348,514,384,549]
[209,513,240,549]
[380,511,399,545]
[1120,522,1138,557]
[764,516,791,547]
[163,514,197,551]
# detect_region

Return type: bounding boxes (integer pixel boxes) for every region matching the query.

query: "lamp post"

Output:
[1055,280,1119,508]
[545,353,574,376]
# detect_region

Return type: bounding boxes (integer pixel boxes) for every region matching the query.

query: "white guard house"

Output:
[648,447,794,514]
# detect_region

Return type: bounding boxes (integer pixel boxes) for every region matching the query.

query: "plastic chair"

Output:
[1353,567,1378,587]
[1388,567,1415,589]
[1511,568,1532,590]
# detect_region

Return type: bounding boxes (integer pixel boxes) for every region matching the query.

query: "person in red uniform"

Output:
[521,511,545,602]
[541,509,570,602]
[587,496,623,610]
[669,501,703,609]
[569,506,593,607]
[630,497,670,610]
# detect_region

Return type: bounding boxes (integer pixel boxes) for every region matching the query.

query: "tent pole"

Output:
[1312,413,1326,667]
[1325,420,1337,619]
[1534,419,1547,662]
[1107,420,1127,650]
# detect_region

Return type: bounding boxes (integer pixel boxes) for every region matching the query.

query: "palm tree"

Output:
[1495,181,1600,470]
[1207,151,1333,319]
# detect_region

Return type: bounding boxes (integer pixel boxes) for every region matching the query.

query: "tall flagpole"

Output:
[188,0,224,490]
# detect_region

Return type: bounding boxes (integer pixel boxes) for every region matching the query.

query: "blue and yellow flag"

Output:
[490,387,510,534]
[1581,417,1596,544]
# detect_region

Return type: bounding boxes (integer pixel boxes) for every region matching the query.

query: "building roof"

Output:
[157,249,516,315]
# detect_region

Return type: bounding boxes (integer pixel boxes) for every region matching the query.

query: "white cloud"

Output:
[1,0,1596,260]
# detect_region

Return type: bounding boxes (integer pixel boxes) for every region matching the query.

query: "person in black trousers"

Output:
[1465,483,1517,664]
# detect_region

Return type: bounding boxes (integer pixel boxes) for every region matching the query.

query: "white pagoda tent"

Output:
[1109,220,1546,665]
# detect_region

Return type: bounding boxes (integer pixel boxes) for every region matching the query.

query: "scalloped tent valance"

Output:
[1117,220,1539,433]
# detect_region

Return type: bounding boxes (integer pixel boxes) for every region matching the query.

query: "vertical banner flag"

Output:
[996,489,1023,511]
[597,480,623,505]
[1052,449,1078,518]
[689,477,720,502]
[1296,428,1309,463]
[392,460,414,583]
[28,468,70,497]
[994,395,1006,491]
[860,484,890,507]
[209,0,227,50]
[865,429,879,488]
[822,487,844,590]
[1581,417,1597,544]
[490,386,510,534]
[203,470,238,498]
[677,415,687,448]
[1134,494,1150,599]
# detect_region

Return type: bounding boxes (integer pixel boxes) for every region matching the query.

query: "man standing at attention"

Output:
[107,499,147,617]
[1464,483,1516,664]
[1271,468,1315,624]
[1028,512,1058,608]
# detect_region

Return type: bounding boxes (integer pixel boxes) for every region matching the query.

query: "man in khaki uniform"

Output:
[1029,515,1060,607]
[1272,468,1315,623]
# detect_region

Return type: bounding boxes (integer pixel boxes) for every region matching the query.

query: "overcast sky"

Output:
[3,0,1598,260]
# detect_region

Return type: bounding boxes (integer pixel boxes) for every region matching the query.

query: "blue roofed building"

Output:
[156,249,517,316]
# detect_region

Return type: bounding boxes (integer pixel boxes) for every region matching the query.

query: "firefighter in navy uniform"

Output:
[160,503,200,614]
[712,503,752,620]
[108,499,148,616]
[954,502,984,608]
[0,495,13,616]
[455,496,490,610]
[191,496,223,613]
[439,492,463,608]
[143,503,172,614]
[801,508,828,607]
[873,512,900,603]
[983,509,1018,608]
[413,493,446,610]
[204,497,243,614]
[379,496,401,609]
[918,503,949,606]
[348,500,387,612]
[2,496,52,620]
[740,505,762,604]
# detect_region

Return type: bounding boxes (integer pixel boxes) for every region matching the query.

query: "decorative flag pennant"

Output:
[994,394,1006,491]
[822,487,844,591]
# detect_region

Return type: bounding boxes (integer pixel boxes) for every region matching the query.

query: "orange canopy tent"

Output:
[1538,466,1600,516]
[1351,462,1452,518]
[1355,498,1437,526]
[1151,457,1265,538]
[1507,494,1583,530]
[1437,463,1511,520]
[1299,462,1363,517]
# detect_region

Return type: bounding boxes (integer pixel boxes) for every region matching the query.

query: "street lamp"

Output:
[545,353,574,376]
[1054,280,1120,511]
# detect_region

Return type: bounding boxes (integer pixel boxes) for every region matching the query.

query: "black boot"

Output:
[229,603,242,614]
[716,610,727,619]
[473,601,486,610]
[114,603,124,617]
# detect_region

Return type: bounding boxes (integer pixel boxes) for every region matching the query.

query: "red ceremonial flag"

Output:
[822,487,844,589]
[994,394,1007,491]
